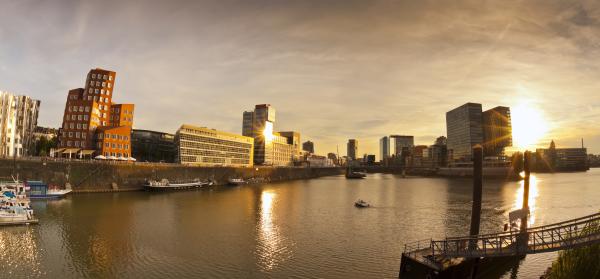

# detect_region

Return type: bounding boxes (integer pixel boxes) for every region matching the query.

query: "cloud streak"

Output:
[1,0,600,156]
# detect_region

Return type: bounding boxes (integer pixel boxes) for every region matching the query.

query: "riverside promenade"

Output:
[0,158,343,192]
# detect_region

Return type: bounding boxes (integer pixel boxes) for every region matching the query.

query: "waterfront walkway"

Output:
[404,212,600,268]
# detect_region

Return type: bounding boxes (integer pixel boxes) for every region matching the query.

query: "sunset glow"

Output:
[511,103,549,151]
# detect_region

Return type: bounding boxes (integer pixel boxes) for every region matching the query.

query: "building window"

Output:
[67,141,72,147]
[88,88,93,93]
[85,106,90,112]
[101,89,105,94]
[68,132,73,137]
[69,123,74,129]
[95,89,99,94]
[109,76,112,81]
[82,133,86,139]
[76,123,81,129]
[103,74,108,80]
[89,81,94,86]
[81,141,86,148]
[92,74,96,79]
[76,132,80,138]
[102,82,106,87]
[87,96,92,101]
[75,141,80,147]
[95,81,100,86]
[84,115,89,121]
[105,142,110,147]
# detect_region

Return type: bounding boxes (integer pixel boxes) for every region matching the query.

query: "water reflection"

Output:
[256,190,290,271]
[0,228,42,277]
[513,174,539,226]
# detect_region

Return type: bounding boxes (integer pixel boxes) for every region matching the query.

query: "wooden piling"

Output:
[521,151,531,233]
[470,145,483,238]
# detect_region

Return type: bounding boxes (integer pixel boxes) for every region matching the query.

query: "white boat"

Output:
[0,205,33,222]
[227,178,246,186]
[144,179,212,191]
[0,179,36,224]
[27,181,72,199]
[354,199,370,208]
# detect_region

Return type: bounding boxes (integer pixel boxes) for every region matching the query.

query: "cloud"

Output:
[1,0,600,156]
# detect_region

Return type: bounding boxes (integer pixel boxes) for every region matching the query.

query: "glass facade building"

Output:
[446,103,483,162]
[482,106,512,157]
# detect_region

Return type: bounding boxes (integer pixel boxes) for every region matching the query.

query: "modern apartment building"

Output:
[0,92,40,157]
[95,126,132,158]
[446,103,484,162]
[242,104,276,165]
[446,103,513,162]
[535,140,588,171]
[379,136,389,162]
[242,104,299,166]
[57,68,134,158]
[390,135,414,156]
[176,124,254,167]
[272,133,296,166]
[347,139,358,160]
[302,140,314,154]
[482,106,512,157]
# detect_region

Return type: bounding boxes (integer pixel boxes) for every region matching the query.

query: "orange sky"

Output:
[1,0,599,157]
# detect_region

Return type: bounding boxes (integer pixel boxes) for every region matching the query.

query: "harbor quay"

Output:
[0,158,343,192]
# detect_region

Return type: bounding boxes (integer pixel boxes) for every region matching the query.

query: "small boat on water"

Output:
[26,181,72,199]
[346,166,367,179]
[354,199,370,208]
[227,178,246,186]
[144,178,213,191]
[346,164,367,179]
[0,179,37,225]
[346,171,367,179]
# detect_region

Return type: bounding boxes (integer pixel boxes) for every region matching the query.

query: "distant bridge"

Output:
[404,212,600,268]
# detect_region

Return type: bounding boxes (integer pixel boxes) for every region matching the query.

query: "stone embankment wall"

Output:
[0,159,343,192]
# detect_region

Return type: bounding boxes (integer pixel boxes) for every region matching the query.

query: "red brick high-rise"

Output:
[58,68,135,158]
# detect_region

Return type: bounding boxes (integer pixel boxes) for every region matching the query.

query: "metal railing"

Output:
[427,212,600,259]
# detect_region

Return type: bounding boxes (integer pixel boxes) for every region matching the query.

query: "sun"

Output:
[510,103,549,151]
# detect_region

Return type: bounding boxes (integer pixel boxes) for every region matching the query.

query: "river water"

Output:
[1,169,599,278]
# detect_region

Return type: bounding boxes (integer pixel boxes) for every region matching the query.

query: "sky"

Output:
[1,0,600,156]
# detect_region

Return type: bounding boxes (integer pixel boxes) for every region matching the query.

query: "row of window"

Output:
[100,142,129,149]
[112,108,133,113]
[180,147,251,159]
[91,73,113,81]
[64,140,86,148]
[103,152,129,157]
[64,123,89,130]
[87,88,111,96]
[69,105,90,113]
[179,133,253,149]
[179,155,251,165]
[179,140,250,154]
[98,133,129,141]
[67,114,89,122]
